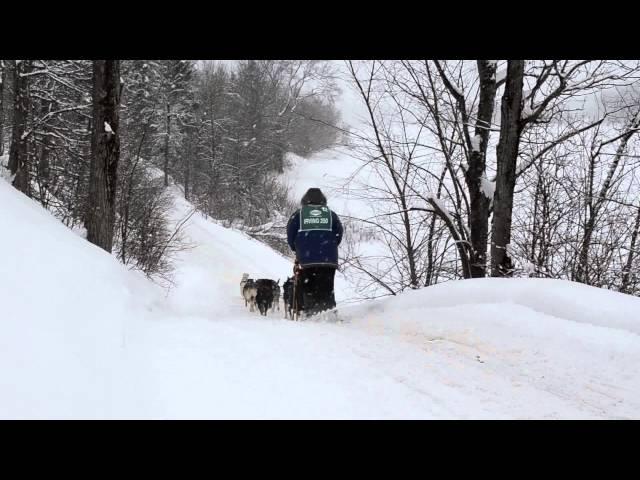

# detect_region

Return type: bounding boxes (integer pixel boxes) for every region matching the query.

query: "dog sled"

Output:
[240,264,340,322]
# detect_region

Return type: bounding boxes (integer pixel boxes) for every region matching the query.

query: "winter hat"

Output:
[301,188,327,206]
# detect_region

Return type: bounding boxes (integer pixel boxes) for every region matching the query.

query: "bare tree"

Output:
[428,60,499,277]
[504,78,640,291]
[621,203,640,294]
[0,60,5,156]
[573,108,640,284]
[348,60,423,288]
[343,60,473,297]
[490,60,640,277]
[8,60,32,194]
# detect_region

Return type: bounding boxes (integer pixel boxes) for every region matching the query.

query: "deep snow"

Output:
[1,173,640,419]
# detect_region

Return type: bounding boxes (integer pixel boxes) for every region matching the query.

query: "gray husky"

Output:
[242,279,257,312]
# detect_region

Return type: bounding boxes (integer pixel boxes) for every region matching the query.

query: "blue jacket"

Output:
[287,206,343,267]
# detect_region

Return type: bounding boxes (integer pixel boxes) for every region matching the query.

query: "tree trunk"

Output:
[184,138,191,201]
[164,102,171,187]
[465,60,498,278]
[36,133,51,207]
[8,60,31,195]
[426,198,472,279]
[430,60,497,278]
[620,205,640,294]
[86,60,121,253]
[402,208,419,288]
[491,60,525,277]
[0,60,5,157]
[208,105,217,215]
[34,96,52,207]
[79,117,92,226]
[425,166,448,286]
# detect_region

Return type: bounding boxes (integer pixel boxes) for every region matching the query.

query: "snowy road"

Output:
[124,295,640,419]
[119,187,640,419]
[2,178,639,419]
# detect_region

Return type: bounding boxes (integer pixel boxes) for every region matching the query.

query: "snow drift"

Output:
[0,177,162,418]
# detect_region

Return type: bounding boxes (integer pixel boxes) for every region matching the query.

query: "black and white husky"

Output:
[242,279,257,312]
[240,273,249,297]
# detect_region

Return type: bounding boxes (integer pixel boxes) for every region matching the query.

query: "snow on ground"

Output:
[1,174,640,419]
[0,176,164,418]
[339,279,640,419]
[162,186,294,317]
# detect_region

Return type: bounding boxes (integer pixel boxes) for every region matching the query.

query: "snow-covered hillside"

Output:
[283,149,375,219]
[0,175,163,418]
[1,175,640,419]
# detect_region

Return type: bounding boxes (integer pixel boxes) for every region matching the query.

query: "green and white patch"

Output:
[299,205,332,231]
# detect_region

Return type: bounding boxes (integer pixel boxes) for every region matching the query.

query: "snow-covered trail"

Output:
[2,174,639,419]
[124,313,451,419]
[122,187,450,419]
[121,186,640,419]
[129,301,640,419]
[161,189,293,318]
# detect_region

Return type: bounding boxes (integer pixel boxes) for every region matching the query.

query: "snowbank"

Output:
[350,277,640,335]
[337,278,640,419]
[0,178,164,418]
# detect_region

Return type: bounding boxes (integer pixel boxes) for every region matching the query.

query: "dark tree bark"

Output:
[34,95,52,207]
[79,117,92,226]
[620,205,640,294]
[8,60,32,194]
[431,60,498,278]
[86,60,121,253]
[183,103,199,201]
[208,119,218,213]
[164,102,170,187]
[465,60,498,278]
[0,60,5,157]
[184,137,191,201]
[491,60,525,277]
